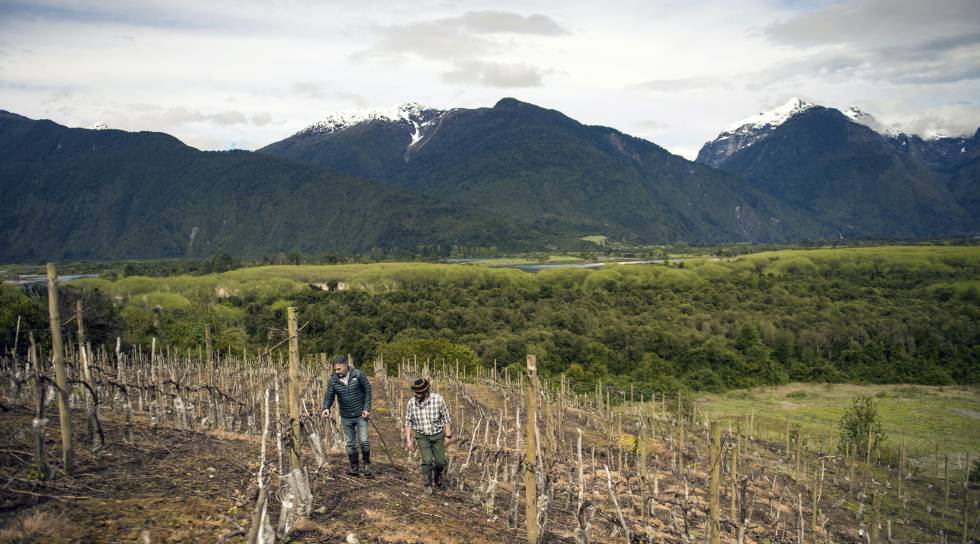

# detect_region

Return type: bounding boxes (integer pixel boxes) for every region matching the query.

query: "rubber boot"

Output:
[361,450,373,477]
[423,470,433,495]
[347,452,359,476]
[433,466,445,490]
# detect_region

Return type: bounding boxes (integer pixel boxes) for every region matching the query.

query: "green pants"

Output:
[413,430,447,478]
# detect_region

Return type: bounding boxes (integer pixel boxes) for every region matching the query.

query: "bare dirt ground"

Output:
[0,389,528,543]
[1,375,970,543]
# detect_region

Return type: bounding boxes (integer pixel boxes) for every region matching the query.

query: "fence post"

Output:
[525,354,539,544]
[710,420,721,544]
[47,263,74,474]
[963,453,972,544]
[870,492,879,544]
[287,307,302,472]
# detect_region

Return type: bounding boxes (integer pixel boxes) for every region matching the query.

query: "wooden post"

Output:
[785,415,790,454]
[945,453,950,510]
[76,300,103,450]
[29,333,51,480]
[794,427,801,479]
[709,420,721,544]
[898,439,905,499]
[205,324,214,379]
[963,453,972,544]
[286,308,302,472]
[47,263,73,474]
[730,430,738,520]
[75,300,88,404]
[870,492,880,544]
[866,428,872,465]
[677,393,685,472]
[525,354,539,544]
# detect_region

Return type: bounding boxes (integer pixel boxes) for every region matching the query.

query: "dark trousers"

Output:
[413,429,447,479]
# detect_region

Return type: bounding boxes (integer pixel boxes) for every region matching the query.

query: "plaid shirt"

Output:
[405,392,451,436]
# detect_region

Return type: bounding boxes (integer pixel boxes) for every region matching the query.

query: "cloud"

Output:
[453,11,568,36]
[356,10,564,88]
[114,105,267,127]
[889,103,980,138]
[291,82,326,100]
[359,20,492,62]
[764,0,980,49]
[442,60,545,88]
[759,0,980,86]
[290,83,369,107]
[0,0,246,32]
[631,76,732,93]
[250,112,272,126]
[634,120,669,131]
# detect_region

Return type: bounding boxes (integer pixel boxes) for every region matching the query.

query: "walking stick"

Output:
[368,416,397,466]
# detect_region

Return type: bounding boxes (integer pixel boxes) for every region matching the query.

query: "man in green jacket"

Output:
[404,378,453,494]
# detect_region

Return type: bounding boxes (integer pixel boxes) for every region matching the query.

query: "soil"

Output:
[0,389,529,543]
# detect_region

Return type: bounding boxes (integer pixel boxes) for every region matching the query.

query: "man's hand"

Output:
[406,439,415,452]
[362,410,370,419]
[320,409,330,418]
[445,433,454,444]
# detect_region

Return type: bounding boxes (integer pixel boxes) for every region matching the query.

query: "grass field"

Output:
[697,382,980,469]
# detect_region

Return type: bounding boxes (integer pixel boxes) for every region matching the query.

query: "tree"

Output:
[838,396,886,460]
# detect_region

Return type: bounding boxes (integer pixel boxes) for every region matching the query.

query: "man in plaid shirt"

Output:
[404,378,453,494]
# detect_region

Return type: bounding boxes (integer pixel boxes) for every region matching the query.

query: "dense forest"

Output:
[3,246,978,395]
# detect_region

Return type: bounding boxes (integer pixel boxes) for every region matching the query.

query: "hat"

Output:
[412,378,430,394]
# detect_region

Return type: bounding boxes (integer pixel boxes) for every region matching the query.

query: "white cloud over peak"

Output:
[0,0,976,156]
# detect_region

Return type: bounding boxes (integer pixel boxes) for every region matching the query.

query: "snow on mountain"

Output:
[724,97,815,132]
[91,121,109,130]
[697,98,914,167]
[298,102,445,137]
[696,98,815,167]
[842,106,894,135]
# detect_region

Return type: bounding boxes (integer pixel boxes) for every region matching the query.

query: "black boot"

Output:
[422,470,433,495]
[347,452,359,476]
[433,466,446,490]
[361,450,373,477]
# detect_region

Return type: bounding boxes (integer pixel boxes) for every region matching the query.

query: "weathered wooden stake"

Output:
[677,393,685,472]
[963,453,972,544]
[287,308,302,471]
[710,420,721,544]
[730,430,739,520]
[29,333,51,480]
[945,453,950,510]
[525,354,539,544]
[47,263,74,474]
[870,492,880,544]
[205,324,214,375]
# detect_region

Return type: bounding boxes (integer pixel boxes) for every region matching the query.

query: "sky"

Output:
[1,0,978,159]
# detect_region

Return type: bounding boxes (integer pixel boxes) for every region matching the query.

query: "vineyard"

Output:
[0,264,978,543]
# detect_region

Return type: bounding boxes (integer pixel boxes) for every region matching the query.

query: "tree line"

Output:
[3,247,978,397]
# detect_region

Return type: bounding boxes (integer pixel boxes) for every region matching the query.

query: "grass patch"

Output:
[698,383,980,458]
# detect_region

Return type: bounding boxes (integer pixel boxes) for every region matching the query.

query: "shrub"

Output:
[838,395,886,459]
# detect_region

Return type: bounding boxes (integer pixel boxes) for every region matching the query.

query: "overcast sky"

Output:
[1,0,978,158]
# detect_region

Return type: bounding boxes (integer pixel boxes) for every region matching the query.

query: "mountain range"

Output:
[697,98,975,238]
[0,97,976,261]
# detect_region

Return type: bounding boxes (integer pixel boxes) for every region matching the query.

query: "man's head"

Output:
[332,355,350,378]
[412,378,430,401]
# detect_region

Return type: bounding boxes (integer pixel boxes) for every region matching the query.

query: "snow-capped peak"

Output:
[725,97,815,132]
[842,106,894,135]
[299,102,444,136]
[91,121,109,130]
[696,98,817,167]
